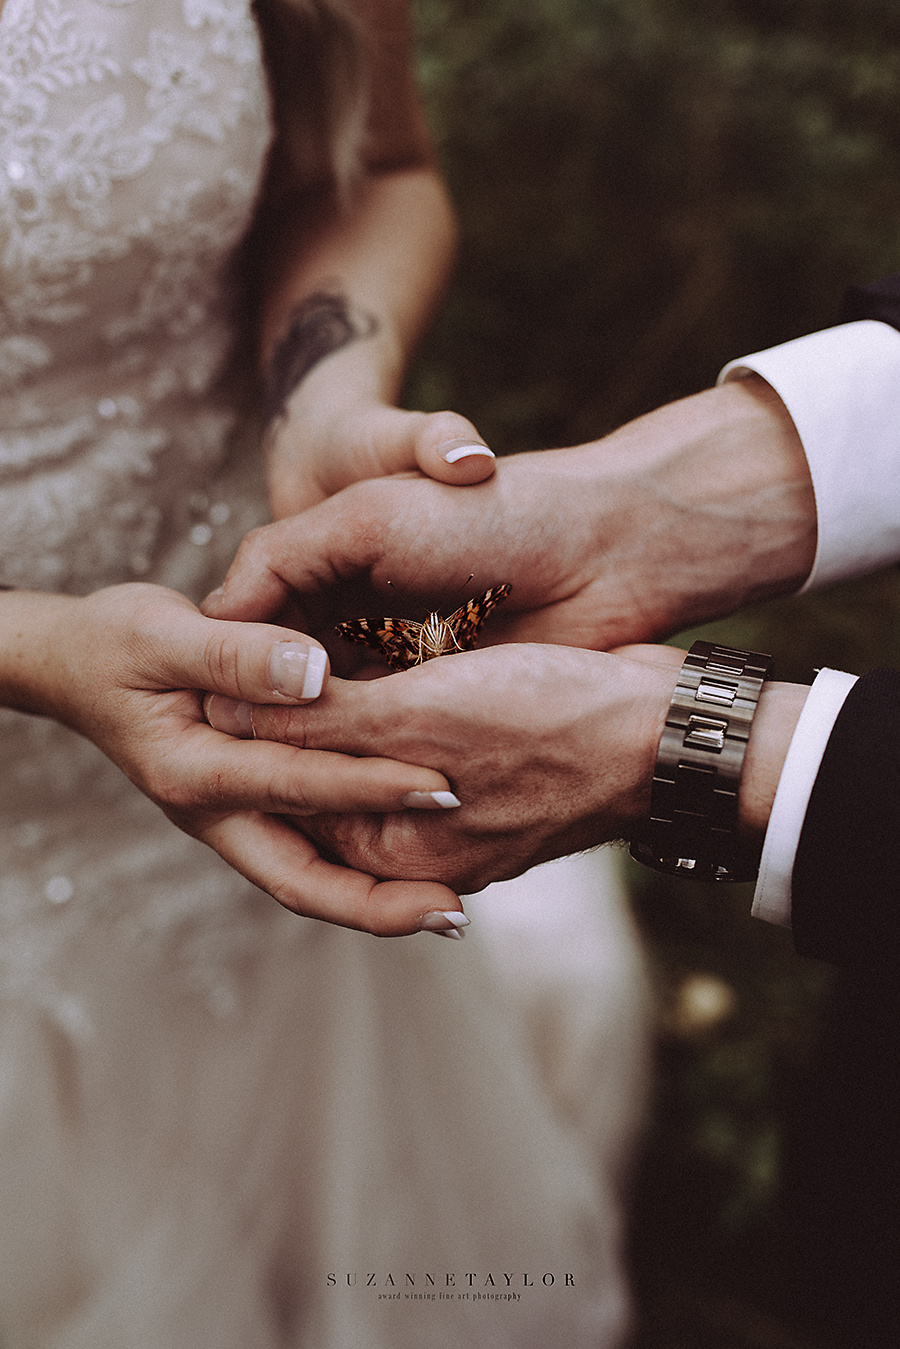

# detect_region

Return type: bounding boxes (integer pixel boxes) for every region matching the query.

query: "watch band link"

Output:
[630,640,773,882]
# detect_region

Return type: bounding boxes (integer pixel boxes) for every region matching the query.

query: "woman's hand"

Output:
[0,584,464,935]
[205,643,684,894]
[267,378,496,518]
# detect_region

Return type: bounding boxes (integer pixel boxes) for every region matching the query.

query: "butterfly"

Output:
[335,583,512,672]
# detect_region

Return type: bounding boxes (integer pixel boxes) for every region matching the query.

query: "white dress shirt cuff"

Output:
[718,320,900,592]
[751,668,858,927]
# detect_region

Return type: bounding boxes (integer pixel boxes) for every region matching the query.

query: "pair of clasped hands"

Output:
[36,375,812,938]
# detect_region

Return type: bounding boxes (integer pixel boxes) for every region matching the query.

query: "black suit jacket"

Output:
[786,673,900,1347]
[789,274,900,966]
[780,276,900,1348]
[792,668,900,967]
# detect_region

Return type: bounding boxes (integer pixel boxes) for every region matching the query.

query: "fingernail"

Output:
[401,790,461,810]
[419,911,470,938]
[203,585,225,613]
[269,643,327,700]
[205,693,254,738]
[440,440,495,465]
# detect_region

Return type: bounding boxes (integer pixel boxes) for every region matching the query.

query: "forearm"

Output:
[253,165,475,518]
[574,374,817,645]
[258,167,456,403]
[0,589,81,720]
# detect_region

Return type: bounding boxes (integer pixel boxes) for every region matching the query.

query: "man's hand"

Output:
[204,376,817,653]
[204,639,808,895]
[205,643,684,893]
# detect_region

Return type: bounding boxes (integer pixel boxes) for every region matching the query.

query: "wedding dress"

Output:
[0,3,650,1346]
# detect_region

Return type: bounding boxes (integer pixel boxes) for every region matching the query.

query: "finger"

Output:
[336,405,495,488]
[198,472,488,624]
[131,595,332,704]
[202,683,378,758]
[200,500,381,623]
[200,810,465,937]
[410,410,496,486]
[176,724,458,815]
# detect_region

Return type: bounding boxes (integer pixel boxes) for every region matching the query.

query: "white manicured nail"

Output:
[418,906,469,938]
[441,442,495,465]
[269,643,327,700]
[401,790,461,810]
[419,911,470,936]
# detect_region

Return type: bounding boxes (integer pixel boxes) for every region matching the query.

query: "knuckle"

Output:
[269,877,305,917]
[271,773,313,816]
[252,706,308,747]
[233,524,268,560]
[423,409,470,441]
[366,817,454,884]
[202,631,241,692]
[222,527,277,588]
[143,763,196,814]
[367,910,403,939]
[116,592,167,658]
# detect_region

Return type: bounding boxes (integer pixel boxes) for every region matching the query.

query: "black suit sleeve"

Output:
[788,670,900,1343]
[792,667,900,966]
[839,271,900,331]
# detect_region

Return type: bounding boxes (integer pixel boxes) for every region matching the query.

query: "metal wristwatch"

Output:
[629,640,773,882]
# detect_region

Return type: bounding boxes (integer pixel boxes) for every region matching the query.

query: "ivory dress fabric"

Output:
[0,3,650,1345]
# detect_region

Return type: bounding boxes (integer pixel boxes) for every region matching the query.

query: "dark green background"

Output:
[410,3,900,1344]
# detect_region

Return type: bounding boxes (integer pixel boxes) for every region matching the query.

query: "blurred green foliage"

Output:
[409,1,900,1343]
[412,0,900,446]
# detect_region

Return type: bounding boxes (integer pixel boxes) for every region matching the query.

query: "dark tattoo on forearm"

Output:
[264,290,378,422]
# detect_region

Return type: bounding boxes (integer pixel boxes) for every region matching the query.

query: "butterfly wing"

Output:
[334,616,423,671]
[336,584,511,669]
[446,583,512,651]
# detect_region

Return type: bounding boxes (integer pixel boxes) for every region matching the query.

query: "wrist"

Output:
[0,590,82,718]
[263,331,405,509]
[595,648,685,840]
[261,269,408,429]
[737,680,809,842]
[583,376,817,643]
[629,641,776,880]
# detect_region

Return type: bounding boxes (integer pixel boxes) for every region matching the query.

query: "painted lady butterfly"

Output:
[335,584,512,672]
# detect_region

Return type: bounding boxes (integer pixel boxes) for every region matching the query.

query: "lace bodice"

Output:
[0,0,283,1023]
[0,0,271,593]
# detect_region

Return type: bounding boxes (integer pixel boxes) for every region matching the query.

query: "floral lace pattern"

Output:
[0,0,271,593]
[0,1,282,1017]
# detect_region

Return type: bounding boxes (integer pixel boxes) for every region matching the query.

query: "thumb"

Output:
[347,405,495,486]
[411,410,496,485]
[140,600,332,705]
[194,625,330,705]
